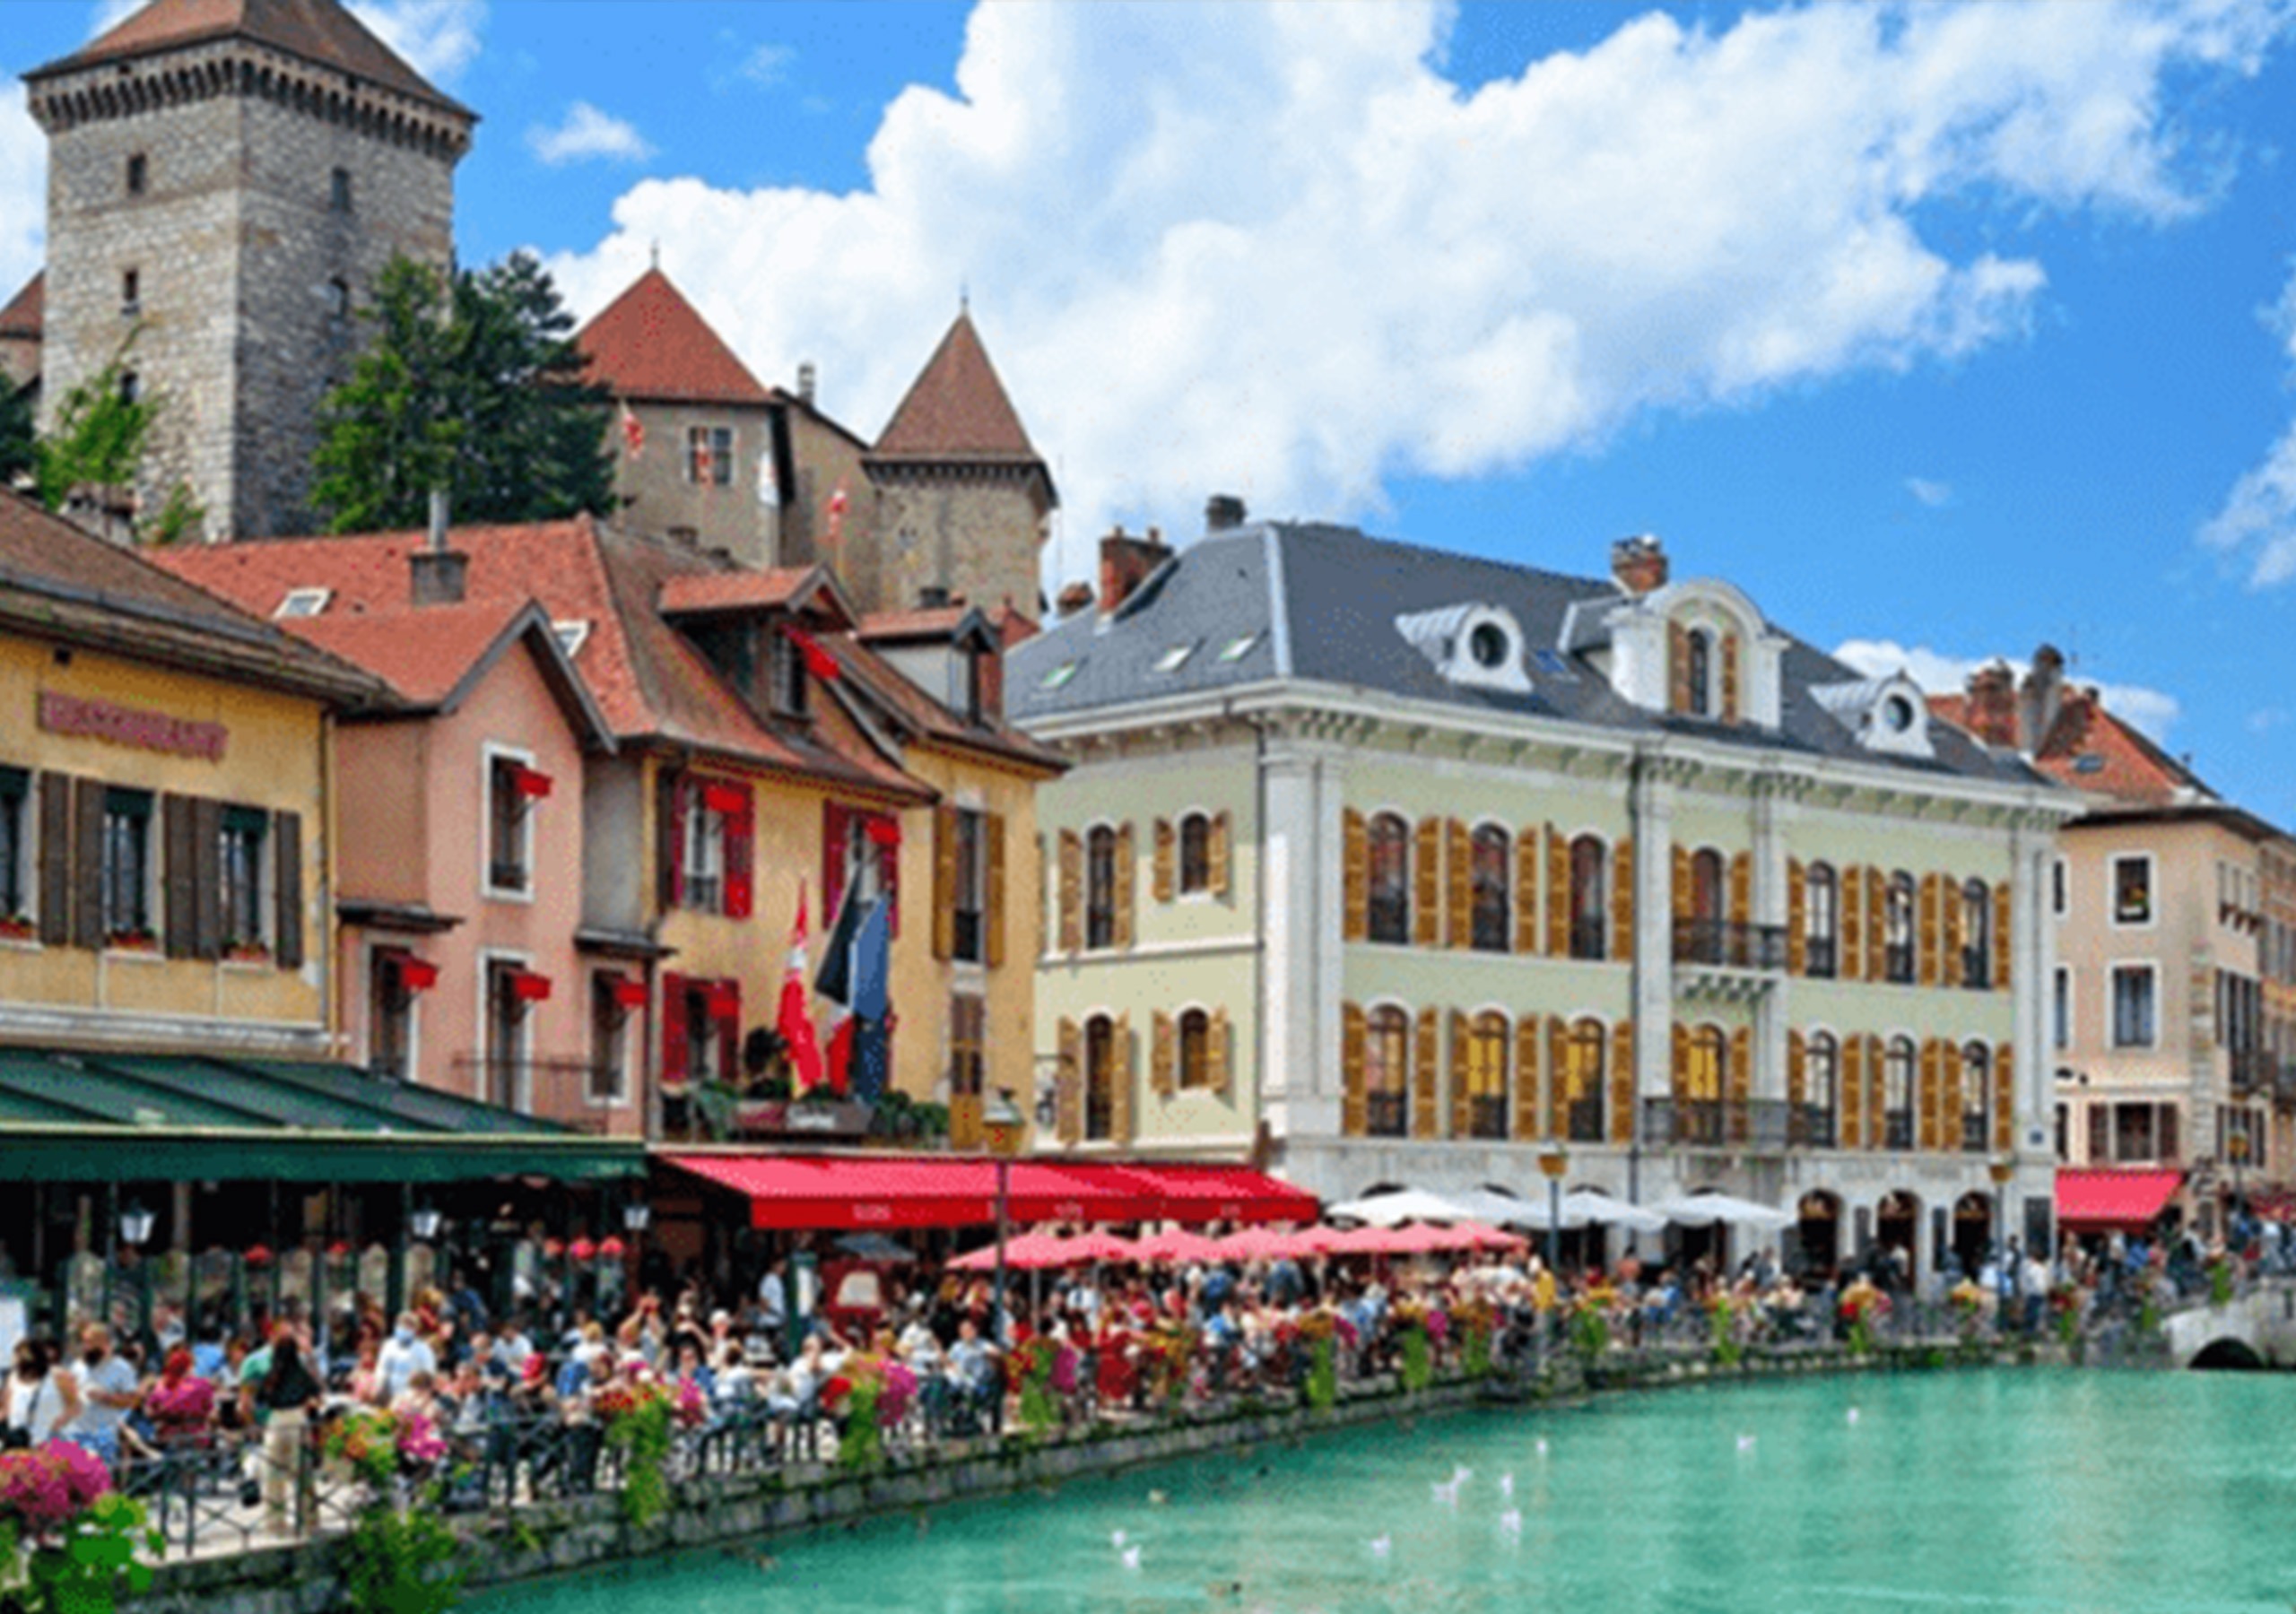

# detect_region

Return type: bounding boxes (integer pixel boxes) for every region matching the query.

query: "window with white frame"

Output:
[100,788,153,943]
[953,808,987,965]
[2053,966,2071,1051]
[2111,963,2156,1048]
[685,424,734,487]
[683,794,726,913]
[486,753,539,897]
[2113,855,2152,925]
[218,807,267,950]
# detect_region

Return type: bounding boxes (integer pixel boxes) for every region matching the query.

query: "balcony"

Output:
[1640,1098,1793,1153]
[2229,1047,2272,1098]
[1788,1105,1836,1149]
[1569,917,1607,962]
[1467,1096,1509,1141]
[1960,1112,1990,1153]
[2274,1064,2296,1110]
[1883,1108,1915,1151]
[450,1055,617,1132]
[1365,1091,1408,1139]
[1673,919,1787,1003]
[1567,1098,1607,1144]
[1805,937,1838,979]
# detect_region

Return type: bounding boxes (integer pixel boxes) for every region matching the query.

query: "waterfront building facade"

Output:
[1013,517,2079,1279]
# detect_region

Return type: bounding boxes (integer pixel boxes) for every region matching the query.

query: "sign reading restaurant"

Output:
[37,690,228,760]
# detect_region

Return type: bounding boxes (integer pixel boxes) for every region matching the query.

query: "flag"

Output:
[787,626,841,681]
[759,454,780,508]
[826,478,849,544]
[693,438,716,486]
[620,403,644,459]
[817,894,889,1100]
[777,881,826,1096]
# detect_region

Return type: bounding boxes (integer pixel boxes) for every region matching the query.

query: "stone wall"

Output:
[865,462,1048,619]
[608,399,774,567]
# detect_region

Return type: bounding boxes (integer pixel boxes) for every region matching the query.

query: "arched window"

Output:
[1682,1024,1726,1144]
[1084,1014,1118,1140]
[1883,1036,1916,1150]
[1685,628,1713,716]
[1178,1007,1212,1089]
[1806,1032,1839,1147]
[1564,1018,1606,1142]
[1687,847,1726,963]
[1365,1006,1409,1137]
[1961,1042,1991,1153]
[1178,813,1213,895]
[1367,813,1410,944]
[1961,879,1990,988]
[1086,827,1118,950]
[1470,826,1509,952]
[1465,1011,1509,1139]
[1570,835,1607,959]
[1884,872,1916,983]
[1806,863,1839,977]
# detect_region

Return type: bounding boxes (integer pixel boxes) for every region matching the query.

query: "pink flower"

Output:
[396,1412,448,1466]
[570,1238,597,1263]
[879,1363,918,1428]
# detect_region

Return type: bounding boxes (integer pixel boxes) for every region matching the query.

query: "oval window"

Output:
[1468,620,1509,669]
[1882,693,1916,733]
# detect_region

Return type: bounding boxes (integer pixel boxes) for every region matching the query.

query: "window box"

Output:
[107,928,158,952]
[224,940,272,965]
[0,915,33,942]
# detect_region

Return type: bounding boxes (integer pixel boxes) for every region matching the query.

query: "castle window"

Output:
[117,371,140,406]
[685,426,734,487]
[327,277,351,319]
[126,153,147,196]
[330,168,352,213]
[120,268,139,315]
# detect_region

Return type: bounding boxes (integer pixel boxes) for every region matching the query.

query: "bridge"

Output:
[2164,1279,2296,1368]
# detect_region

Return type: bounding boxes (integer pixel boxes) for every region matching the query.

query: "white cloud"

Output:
[350,0,485,84]
[0,87,41,308]
[542,1,2280,577]
[2201,265,2296,584]
[1833,638,2182,742]
[527,102,657,168]
[739,43,795,90]
[1905,476,1952,508]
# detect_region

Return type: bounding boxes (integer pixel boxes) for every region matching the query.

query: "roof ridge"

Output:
[872,310,1042,463]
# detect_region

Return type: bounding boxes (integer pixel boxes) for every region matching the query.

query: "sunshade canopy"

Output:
[2056,1168,2182,1232]
[1650,1192,1796,1230]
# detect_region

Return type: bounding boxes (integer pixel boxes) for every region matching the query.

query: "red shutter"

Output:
[509,970,552,1003]
[511,766,553,800]
[723,785,755,918]
[718,976,742,1080]
[397,956,439,993]
[823,802,850,923]
[659,773,689,910]
[660,973,689,1092]
[607,974,648,1010]
[871,811,900,938]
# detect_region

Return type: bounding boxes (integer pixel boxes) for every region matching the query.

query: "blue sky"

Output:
[7,2,2296,820]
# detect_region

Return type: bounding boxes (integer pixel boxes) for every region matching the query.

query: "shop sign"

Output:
[38,691,228,760]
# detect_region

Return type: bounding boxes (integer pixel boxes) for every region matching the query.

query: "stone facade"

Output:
[865,459,1051,619]
[611,396,776,564]
[28,38,468,540]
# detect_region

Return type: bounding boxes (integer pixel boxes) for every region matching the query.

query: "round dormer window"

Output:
[1468,620,1509,670]
[1882,693,1916,733]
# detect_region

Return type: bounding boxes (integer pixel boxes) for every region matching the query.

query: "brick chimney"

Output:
[1205,493,1247,533]
[2019,644,2066,752]
[1098,525,1171,614]
[1964,661,2020,748]
[409,488,468,606]
[1611,535,1668,595]
[1055,581,1094,618]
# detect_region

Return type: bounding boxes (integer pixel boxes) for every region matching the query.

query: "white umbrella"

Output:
[1324,1187,1474,1227]
[1450,1185,1588,1230]
[1559,1191,1668,1233]
[1650,1192,1796,1231]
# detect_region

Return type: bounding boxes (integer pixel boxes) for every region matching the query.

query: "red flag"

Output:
[778,881,828,1096]
[787,626,841,681]
[693,438,715,485]
[826,478,849,544]
[620,403,644,459]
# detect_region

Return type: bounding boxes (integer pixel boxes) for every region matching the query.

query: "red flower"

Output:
[244,1245,274,1269]
[326,1240,352,1260]
[544,1238,565,1259]
[599,1237,626,1259]
[570,1238,597,1263]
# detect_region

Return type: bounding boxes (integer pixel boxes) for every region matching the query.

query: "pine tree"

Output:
[311,252,613,533]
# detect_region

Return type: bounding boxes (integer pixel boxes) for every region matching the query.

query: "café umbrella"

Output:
[1323,1188,1474,1227]
[1649,1192,1796,1231]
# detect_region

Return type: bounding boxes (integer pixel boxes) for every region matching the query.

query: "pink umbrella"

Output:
[1284,1225,1349,1255]
[1325,1224,1411,1256]
[1132,1228,1223,1263]
[1053,1229,1136,1263]
[1459,1220,1528,1253]
[948,1231,1072,1271]
[1384,1222,1458,1254]
[1209,1227,1292,1262]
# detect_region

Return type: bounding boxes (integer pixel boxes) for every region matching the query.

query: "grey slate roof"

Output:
[1010,521,2047,788]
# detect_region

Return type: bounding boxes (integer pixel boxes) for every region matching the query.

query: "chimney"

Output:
[1205,493,1246,533]
[1611,534,1668,595]
[2019,644,2065,752]
[408,489,468,606]
[1964,661,2020,749]
[1098,525,1171,614]
[796,362,816,406]
[1056,581,1094,618]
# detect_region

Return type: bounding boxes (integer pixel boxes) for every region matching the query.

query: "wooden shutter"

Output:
[1056,1017,1082,1144]
[1152,818,1175,903]
[1112,1013,1135,1142]
[161,795,196,959]
[1787,859,1807,976]
[1210,811,1232,900]
[1343,809,1368,941]
[1113,824,1136,949]
[1342,1003,1368,1137]
[1209,1008,1231,1096]
[931,805,959,961]
[1516,826,1542,954]
[1151,1011,1176,1098]
[1918,873,1941,986]
[722,787,754,919]
[72,778,104,951]
[1728,850,1752,928]
[1840,1035,1865,1150]
[659,974,689,1090]
[1673,845,1692,925]
[1993,1043,2015,1153]
[1720,632,1740,724]
[270,808,301,970]
[1944,878,1965,985]
[1787,1029,1807,1109]
[1729,1025,1752,1112]
[1610,1021,1635,1144]
[1611,837,1633,961]
[1544,824,1569,954]
[192,798,222,960]
[717,977,741,1082]
[1518,1015,1544,1140]
[1865,868,1885,980]
[1918,1038,1942,1150]
[655,768,685,911]
[1448,1011,1470,1138]
[1413,817,1440,948]
[1840,865,1864,982]
[822,802,850,923]
[1446,819,1471,949]
[1668,620,1691,713]
[1057,829,1083,953]
[1413,1007,1439,1139]
[1671,1021,1690,1100]
[39,775,72,948]
[1942,1042,1963,1150]
[1993,882,2012,991]
[984,812,1008,968]
[1547,1017,1570,1139]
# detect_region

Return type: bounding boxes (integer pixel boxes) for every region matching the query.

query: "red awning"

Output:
[511,765,553,800]
[508,970,552,1003]
[387,952,439,993]
[664,1154,1318,1232]
[701,781,749,815]
[2056,1168,2182,1231]
[605,975,648,1010]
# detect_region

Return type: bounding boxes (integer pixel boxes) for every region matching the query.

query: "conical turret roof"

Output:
[873,310,1043,465]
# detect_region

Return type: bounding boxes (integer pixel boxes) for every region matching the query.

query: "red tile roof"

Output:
[0,274,41,341]
[29,0,468,117]
[1931,687,2207,806]
[576,270,771,408]
[854,604,972,643]
[657,568,812,616]
[824,633,1065,776]
[152,518,924,798]
[873,311,1042,464]
[289,597,527,706]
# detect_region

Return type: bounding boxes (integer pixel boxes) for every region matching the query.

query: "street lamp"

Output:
[1536,1142,1570,1280]
[118,1201,155,1342]
[983,1088,1027,1341]
[1988,1156,2015,1332]
[409,1204,444,1243]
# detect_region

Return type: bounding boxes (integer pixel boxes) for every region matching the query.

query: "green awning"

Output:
[0,1050,644,1184]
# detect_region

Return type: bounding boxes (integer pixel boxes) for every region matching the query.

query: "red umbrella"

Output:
[947,1232,1071,1271]
[1458,1220,1527,1253]
[1325,1224,1411,1256]
[1284,1225,1349,1255]
[1053,1229,1136,1263]
[1209,1227,1293,1261]
[1133,1228,1223,1263]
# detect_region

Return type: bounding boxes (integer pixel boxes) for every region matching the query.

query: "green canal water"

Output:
[477,1371,2293,1613]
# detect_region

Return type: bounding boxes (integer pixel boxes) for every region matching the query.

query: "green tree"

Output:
[36,347,152,512]
[0,378,32,487]
[311,251,613,533]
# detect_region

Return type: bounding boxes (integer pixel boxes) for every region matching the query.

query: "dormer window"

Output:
[1685,628,1713,716]
[1393,603,1532,694]
[772,629,809,718]
[1810,672,1935,759]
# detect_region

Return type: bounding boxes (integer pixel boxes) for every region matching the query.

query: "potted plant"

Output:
[0,912,34,942]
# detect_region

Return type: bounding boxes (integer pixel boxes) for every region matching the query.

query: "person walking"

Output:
[253,1332,322,1535]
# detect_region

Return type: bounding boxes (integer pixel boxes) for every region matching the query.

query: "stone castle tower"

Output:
[22,0,474,540]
